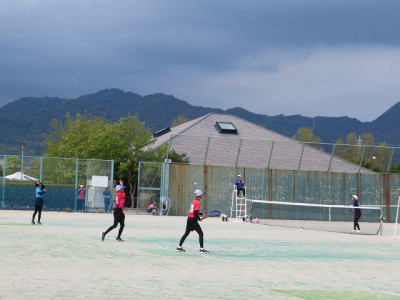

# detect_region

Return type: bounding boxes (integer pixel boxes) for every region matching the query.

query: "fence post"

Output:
[110,160,114,194]
[328,144,336,172]
[267,141,275,169]
[160,160,170,215]
[358,146,366,173]
[166,135,173,160]
[235,139,243,167]
[203,137,210,165]
[387,148,395,173]
[297,143,306,171]
[74,159,79,211]
[1,155,6,207]
[136,162,142,214]
[40,156,43,182]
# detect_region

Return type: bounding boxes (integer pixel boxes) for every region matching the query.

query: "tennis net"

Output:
[247,199,383,235]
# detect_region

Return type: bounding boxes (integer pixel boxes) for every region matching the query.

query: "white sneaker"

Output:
[351,230,356,232]
[356,230,360,233]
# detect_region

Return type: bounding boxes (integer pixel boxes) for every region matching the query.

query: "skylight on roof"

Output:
[216,122,237,134]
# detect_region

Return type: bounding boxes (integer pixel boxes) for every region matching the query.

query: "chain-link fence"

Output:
[1,155,114,212]
[137,161,400,222]
[136,162,168,215]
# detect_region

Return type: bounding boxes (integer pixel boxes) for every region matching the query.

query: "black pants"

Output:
[32,205,43,222]
[237,188,245,197]
[104,208,125,238]
[354,214,361,230]
[77,199,85,212]
[179,217,204,248]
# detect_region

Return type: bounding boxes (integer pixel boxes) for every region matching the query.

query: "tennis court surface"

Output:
[1,210,399,299]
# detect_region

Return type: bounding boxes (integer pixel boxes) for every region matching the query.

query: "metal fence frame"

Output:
[137,161,400,222]
[1,155,114,212]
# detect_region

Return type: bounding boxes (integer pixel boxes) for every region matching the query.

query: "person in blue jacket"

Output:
[234,175,246,198]
[32,181,46,224]
[103,187,112,213]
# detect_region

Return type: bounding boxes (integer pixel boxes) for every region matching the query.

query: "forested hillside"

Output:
[0,88,399,155]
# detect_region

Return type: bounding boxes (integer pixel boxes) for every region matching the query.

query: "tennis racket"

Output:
[23,175,43,186]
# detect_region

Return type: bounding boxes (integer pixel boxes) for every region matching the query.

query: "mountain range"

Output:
[0,88,399,156]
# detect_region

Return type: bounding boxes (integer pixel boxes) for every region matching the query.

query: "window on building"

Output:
[216,122,237,134]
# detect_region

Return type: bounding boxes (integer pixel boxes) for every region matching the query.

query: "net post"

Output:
[230,186,236,219]
[379,207,383,236]
[329,207,331,222]
[393,194,400,238]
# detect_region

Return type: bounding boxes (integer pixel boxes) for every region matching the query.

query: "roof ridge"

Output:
[173,113,211,135]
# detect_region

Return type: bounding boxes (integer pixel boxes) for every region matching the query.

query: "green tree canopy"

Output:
[171,115,190,127]
[4,156,22,175]
[333,138,346,159]
[43,113,167,207]
[292,127,321,147]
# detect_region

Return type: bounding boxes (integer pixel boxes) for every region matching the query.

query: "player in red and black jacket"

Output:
[102,180,126,242]
[176,189,209,253]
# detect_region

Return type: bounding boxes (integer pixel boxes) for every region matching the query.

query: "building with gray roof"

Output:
[151,113,374,174]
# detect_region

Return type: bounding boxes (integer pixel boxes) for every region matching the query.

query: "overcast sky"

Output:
[1,0,400,122]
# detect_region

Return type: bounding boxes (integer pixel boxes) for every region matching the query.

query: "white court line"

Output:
[341,282,400,297]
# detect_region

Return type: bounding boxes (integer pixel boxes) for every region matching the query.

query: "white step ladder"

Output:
[230,185,246,221]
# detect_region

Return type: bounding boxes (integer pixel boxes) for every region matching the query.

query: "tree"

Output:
[43,113,166,207]
[168,149,190,163]
[171,115,189,127]
[335,132,392,172]
[361,133,375,163]
[374,142,392,172]
[345,132,362,163]
[333,138,347,159]
[43,112,110,159]
[292,127,321,148]
[5,156,22,175]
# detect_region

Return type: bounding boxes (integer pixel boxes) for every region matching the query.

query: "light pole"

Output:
[21,142,26,180]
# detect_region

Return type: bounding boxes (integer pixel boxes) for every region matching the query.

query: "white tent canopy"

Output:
[5,172,38,181]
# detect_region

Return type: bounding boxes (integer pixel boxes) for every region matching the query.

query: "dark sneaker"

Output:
[37,221,42,224]
[199,248,209,254]
[176,246,185,252]
[101,232,105,241]
[116,237,124,242]
[31,221,35,225]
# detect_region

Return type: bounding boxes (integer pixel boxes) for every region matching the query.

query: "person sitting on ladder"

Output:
[234,175,246,198]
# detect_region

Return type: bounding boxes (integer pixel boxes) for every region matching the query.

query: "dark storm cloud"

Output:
[1,0,400,121]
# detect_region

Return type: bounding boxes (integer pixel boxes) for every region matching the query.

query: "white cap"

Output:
[237,175,241,178]
[115,185,126,191]
[80,185,84,188]
[194,189,205,197]
[352,195,358,200]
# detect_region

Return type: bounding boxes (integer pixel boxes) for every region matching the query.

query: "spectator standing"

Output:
[103,187,112,213]
[77,185,86,212]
